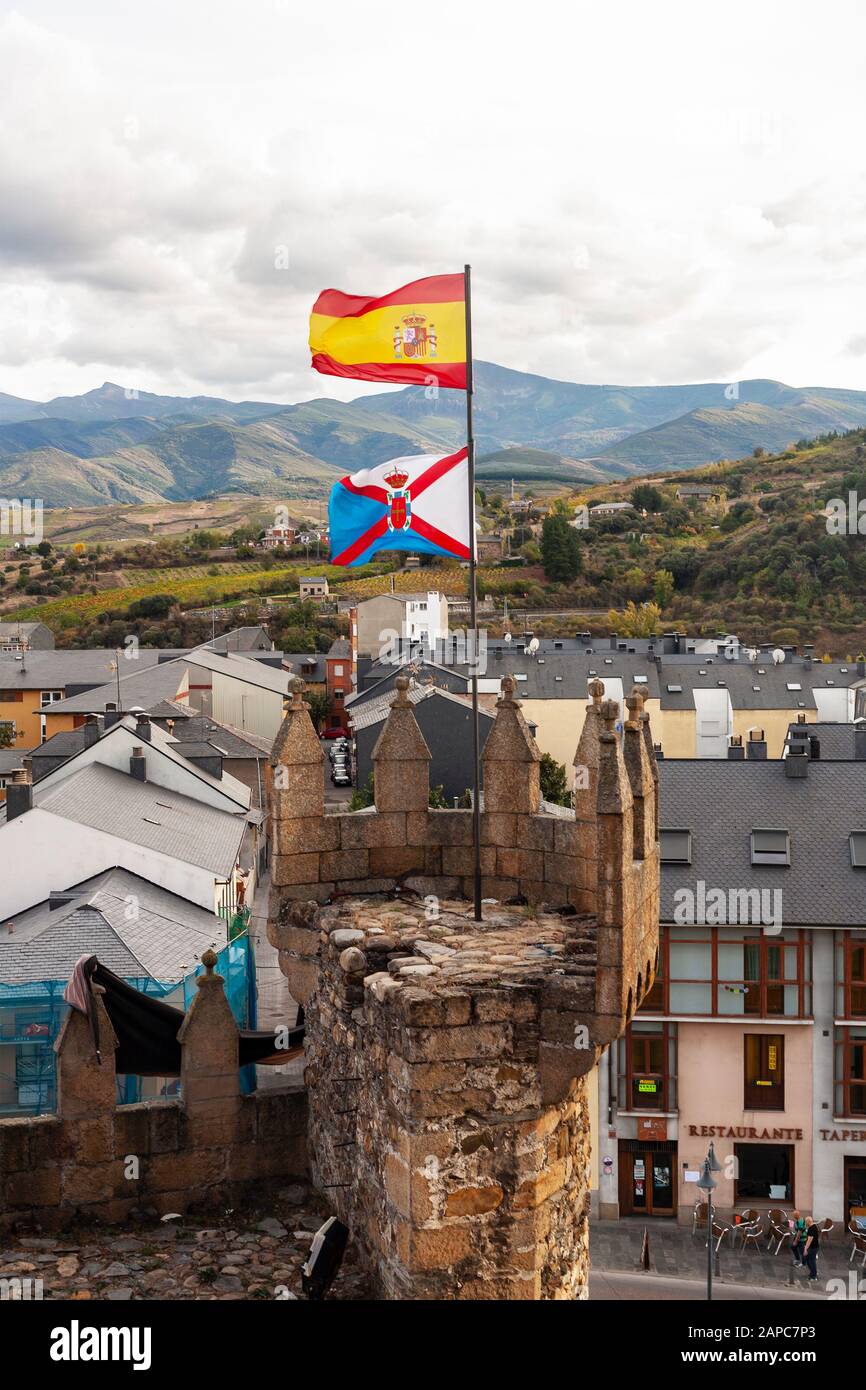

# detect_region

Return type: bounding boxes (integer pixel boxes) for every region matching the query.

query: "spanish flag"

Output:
[309,273,466,389]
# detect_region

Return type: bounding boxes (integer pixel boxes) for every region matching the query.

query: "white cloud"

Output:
[2,0,866,405]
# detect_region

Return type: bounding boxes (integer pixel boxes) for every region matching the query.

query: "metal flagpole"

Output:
[464,263,482,921]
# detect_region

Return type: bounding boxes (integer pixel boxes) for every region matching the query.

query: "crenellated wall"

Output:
[0,953,307,1232]
[268,674,660,1299]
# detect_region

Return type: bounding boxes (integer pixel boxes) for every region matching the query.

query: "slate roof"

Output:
[206,626,272,652]
[0,649,164,693]
[327,638,352,658]
[0,750,27,775]
[0,868,227,985]
[657,660,857,711]
[784,722,866,760]
[281,653,326,684]
[165,714,271,759]
[35,763,246,875]
[657,758,866,925]
[44,658,190,714]
[183,647,291,695]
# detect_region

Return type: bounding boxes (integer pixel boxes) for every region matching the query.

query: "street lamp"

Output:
[697,1157,718,1301]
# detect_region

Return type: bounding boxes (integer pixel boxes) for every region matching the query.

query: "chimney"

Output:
[796,712,807,724]
[49,890,76,911]
[653,742,664,760]
[135,714,152,742]
[183,750,224,780]
[83,714,100,748]
[857,653,866,679]
[6,764,32,821]
[130,745,146,781]
[727,735,745,761]
[785,748,809,778]
[803,644,815,668]
[104,702,124,731]
[609,633,618,650]
[746,729,767,760]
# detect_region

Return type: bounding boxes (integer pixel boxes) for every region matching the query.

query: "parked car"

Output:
[331,768,351,786]
[323,726,349,740]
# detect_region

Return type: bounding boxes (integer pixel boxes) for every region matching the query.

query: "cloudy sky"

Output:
[2,0,866,405]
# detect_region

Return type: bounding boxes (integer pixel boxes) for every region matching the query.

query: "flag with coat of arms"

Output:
[328,446,471,567]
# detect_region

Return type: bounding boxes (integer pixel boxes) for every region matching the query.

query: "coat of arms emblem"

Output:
[393,313,438,360]
[383,464,412,531]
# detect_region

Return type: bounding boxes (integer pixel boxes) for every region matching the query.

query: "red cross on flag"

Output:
[328,446,471,567]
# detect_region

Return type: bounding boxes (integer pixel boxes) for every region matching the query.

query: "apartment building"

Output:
[594,752,866,1227]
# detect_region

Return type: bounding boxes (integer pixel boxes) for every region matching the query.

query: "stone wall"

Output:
[0,953,307,1233]
[268,675,660,1299]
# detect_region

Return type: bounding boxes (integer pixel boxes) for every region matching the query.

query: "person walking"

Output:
[790,1210,807,1266]
[801,1216,821,1284]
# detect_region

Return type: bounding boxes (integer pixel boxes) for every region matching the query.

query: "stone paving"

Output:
[0,1184,370,1301]
[591,1217,862,1292]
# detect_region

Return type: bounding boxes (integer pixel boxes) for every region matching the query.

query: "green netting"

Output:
[0,932,257,1116]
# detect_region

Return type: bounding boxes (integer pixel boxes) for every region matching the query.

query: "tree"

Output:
[653,568,675,609]
[540,511,582,583]
[303,689,331,732]
[0,723,13,749]
[606,600,663,637]
[631,484,664,513]
[539,752,570,807]
[348,773,374,811]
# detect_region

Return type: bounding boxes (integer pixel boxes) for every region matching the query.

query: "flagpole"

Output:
[464,263,482,922]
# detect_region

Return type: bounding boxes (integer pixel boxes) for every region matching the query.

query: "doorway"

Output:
[619,1140,678,1217]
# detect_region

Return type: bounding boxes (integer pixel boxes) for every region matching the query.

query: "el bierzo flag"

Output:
[329,448,470,567]
[310,273,466,388]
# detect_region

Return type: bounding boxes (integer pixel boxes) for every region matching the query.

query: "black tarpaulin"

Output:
[66,956,303,1076]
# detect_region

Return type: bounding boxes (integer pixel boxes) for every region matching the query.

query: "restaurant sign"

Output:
[687,1124,803,1140]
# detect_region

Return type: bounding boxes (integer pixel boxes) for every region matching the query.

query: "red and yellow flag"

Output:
[309,273,466,389]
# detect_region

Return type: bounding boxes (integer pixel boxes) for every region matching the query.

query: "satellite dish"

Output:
[772,648,785,665]
[745,647,758,663]
[504,631,512,643]
[724,645,736,661]
[526,637,540,656]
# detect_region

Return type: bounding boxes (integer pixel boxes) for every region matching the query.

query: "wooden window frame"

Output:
[639,925,809,1019]
[744,1032,785,1110]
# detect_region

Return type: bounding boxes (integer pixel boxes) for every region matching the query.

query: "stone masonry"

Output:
[268,674,660,1299]
[0,953,307,1232]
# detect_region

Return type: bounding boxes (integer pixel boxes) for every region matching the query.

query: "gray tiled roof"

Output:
[349,682,498,733]
[36,763,245,875]
[44,658,189,713]
[657,660,857,711]
[658,758,866,926]
[0,648,164,693]
[0,868,227,985]
[785,722,866,760]
[167,715,270,759]
[183,647,291,694]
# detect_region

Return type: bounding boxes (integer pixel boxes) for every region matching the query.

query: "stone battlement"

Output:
[268,674,660,1299]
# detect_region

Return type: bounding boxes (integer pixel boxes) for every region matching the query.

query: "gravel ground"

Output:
[0,1184,371,1301]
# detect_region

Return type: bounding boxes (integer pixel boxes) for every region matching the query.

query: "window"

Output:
[734,1142,793,1203]
[750,829,790,866]
[744,1033,785,1109]
[333,664,343,676]
[834,1028,866,1117]
[660,829,691,864]
[0,690,23,702]
[850,833,866,869]
[39,690,62,708]
[666,684,683,694]
[619,1021,677,1112]
[641,925,811,1018]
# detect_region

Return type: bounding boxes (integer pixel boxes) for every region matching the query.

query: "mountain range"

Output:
[2,363,866,507]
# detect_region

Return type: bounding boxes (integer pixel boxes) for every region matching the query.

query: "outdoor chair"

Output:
[709,1220,730,1254]
[819,1218,834,1244]
[692,1202,708,1238]
[739,1221,764,1253]
[849,1230,866,1268]
[769,1220,792,1255]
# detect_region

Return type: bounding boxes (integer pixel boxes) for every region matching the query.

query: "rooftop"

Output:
[34,762,246,876]
[658,758,866,925]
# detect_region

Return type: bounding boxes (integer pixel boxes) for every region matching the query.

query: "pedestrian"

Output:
[790,1209,807,1265]
[801,1216,821,1284]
